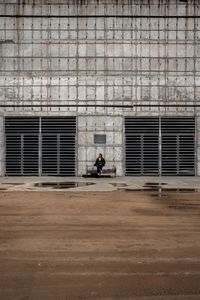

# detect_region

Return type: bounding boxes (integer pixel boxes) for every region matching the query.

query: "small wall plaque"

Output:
[94,134,106,144]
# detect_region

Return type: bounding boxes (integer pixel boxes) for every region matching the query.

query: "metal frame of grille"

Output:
[125,117,196,176]
[5,117,76,176]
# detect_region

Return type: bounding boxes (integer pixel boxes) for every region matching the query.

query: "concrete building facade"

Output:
[0,0,199,176]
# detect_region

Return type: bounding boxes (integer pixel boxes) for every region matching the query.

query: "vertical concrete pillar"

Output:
[77,116,124,176]
[0,116,4,176]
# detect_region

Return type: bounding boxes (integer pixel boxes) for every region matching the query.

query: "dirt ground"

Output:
[0,191,200,300]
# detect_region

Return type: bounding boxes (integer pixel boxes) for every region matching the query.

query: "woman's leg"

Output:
[97,164,102,174]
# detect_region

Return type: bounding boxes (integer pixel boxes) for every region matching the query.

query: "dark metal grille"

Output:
[41,117,76,176]
[5,135,39,176]
[161,118,195,176]
[23,135,39,175]
[41,117,76,134]
[143,135,159,175]
[5,117,76,176]
[5,117,39,134]
[42,135,58,175]
[125,117,195,176]
[161,118,195,134]
[125,135,142,175]
[125,118,159,175]
[125,117,159,134]
[5,135,22,175]
[161,135,177,176]
[60,135,76,176]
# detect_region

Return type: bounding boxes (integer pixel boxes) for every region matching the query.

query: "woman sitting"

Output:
[94,153,105,175]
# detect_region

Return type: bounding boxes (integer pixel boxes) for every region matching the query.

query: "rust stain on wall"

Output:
[14,0,170,5]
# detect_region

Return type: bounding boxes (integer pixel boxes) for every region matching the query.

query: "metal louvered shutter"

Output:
[5,117,39,175]
[125,117,159,175]
[125,117,195,176]
[5,117,76,176]
[161,118,195,176]
[41,117,76,176]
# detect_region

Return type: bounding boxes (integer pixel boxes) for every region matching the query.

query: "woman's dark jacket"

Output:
[94,158,105,167]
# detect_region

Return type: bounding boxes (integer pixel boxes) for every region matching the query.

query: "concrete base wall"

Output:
[77,116,123,176]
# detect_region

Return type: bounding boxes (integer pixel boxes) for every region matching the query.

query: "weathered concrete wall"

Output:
[0,1,198,17]
[78,116,123,176]
[0,0,200,175]
[0,0,199,117]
